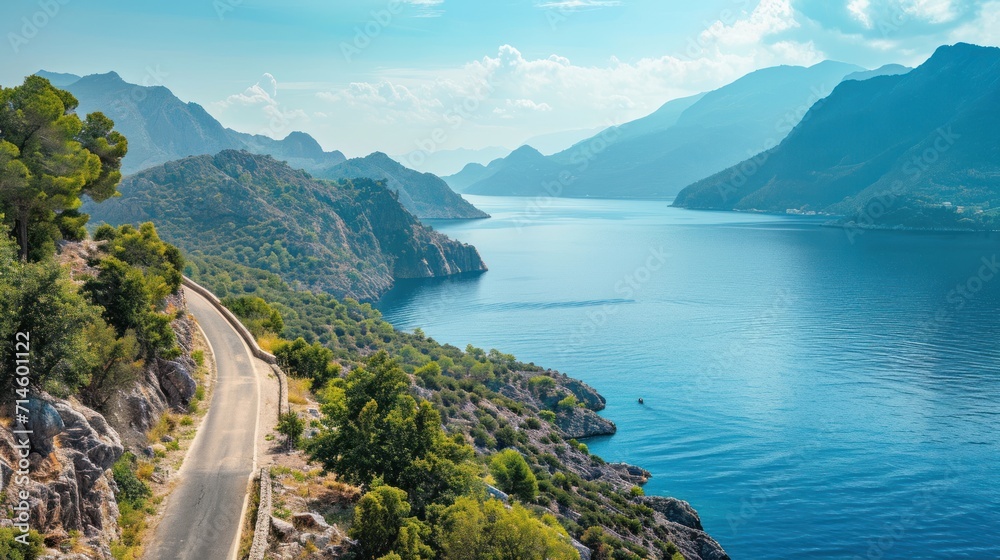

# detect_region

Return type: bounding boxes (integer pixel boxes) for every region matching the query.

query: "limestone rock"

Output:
[642,496,703,530]
[26,398,65,456]
[271,516,297,542]
[157,359,197,408]
[555,406,616,439]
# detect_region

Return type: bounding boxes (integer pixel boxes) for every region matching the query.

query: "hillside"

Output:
[48,71,346,174]
[315,152,488,219]
[84,150,487,301]
[449,61,868,198]
[672,43,1000,230]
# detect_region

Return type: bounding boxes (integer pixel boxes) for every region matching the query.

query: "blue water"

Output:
[377,196,1000,560]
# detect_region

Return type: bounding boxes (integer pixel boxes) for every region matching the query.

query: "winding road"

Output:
[143,287,262,560]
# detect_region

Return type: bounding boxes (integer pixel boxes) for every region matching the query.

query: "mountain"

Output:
[44,71,346,175]
[84,150,487,301]
[672,43,1000,230]
[449,61,870,199]
[392,146,510,177]
[843,64,911,82]
[34,70,81,87]
[522,126,607,155]
[314,152,488,219]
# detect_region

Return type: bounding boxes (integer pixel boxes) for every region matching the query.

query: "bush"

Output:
[489,449,538,502]
[0,528,44,560]
[221,295,284,337]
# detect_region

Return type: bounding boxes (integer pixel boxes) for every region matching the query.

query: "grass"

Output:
[287,377,312,406]
[236,477,261,560]
[148,413,179,444]
[257,333,281,353]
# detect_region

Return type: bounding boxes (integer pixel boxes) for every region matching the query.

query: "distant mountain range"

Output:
[84,151,487,301]
[38,70,486,220]
[45,71,347,175]
[444,61,910,199]
[392,146,511,177]
[672,43,1000,230]
[315,152,488,219]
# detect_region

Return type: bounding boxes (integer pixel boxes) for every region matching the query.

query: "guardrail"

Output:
[247,468,272,560]
[181,277,277,365]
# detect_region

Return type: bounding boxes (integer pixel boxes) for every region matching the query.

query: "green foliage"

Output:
[309,352,440,488]
[349,485,423,560]
[221,295,284,337]
[112,452,151,508]
[0,528,44,560]
[83,223,182,358]
[437,497,578,560]
[489,449,538,503]
[0,234,103,394]
[274,337,340,385]
[277,412,305,449]
[0,75,126,261]
[556,394,579,411]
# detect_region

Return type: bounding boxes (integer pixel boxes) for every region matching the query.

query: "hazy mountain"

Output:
[44,71,346,175]
[35,70,82,87]
[314,152,488,219]
[450,61,870,199]
[392,146,510,177]
[844,64,911,82]
[84,151,487,301]
[672,43,1000,230]
[523,126,607,155]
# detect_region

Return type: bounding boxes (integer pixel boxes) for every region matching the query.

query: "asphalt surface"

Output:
[143,287,260,560]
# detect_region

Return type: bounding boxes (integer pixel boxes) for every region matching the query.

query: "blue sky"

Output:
[1,0,998,157]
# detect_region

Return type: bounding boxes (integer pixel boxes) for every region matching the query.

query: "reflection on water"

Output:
[379,196,1000,560]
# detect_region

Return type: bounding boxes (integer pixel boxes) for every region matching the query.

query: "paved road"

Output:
[143,288,260,560]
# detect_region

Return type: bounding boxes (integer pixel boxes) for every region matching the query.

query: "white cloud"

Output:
[213,73,308,138]
[535,0,623,10]
[902,0,958,23]
[699,0,799,48]
[848,0,874,28]
[949,0,1000,44]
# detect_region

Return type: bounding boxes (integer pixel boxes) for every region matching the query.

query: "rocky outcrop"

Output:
[642,496,704,530]
[555,406,617,439]
[157,359,197,408]
[0,396,124,558]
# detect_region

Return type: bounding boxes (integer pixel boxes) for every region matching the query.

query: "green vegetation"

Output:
[0,528,44,560]
[110,452,154,560]
[277,411,305,450]
[86,150,484,301]
[221,295,284,337]
[489,449,538,502]
[0,75,126,261]
[437,497,578,560]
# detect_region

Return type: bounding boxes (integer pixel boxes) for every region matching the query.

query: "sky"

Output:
[1,0,998,157]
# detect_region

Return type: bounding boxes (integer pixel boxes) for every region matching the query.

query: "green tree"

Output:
[310,352,439,487]
[277,411,305,450]
[274,337,339,385]
[0,233,104,394]
[489,449,538,503]
[438,497,578,560]
[222,295,284,337]
[349,485,416,560]
[0,75,126,260]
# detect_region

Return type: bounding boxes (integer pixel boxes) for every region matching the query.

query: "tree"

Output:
[437,497,578,560]
[221,295,284,337]
[310,351,439,487]
[489,449,538,503]
[0,232,105,394]
[349,485,413,560]
[0,76,126,261]
[274,337,339,385]
[276,411,305,450]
